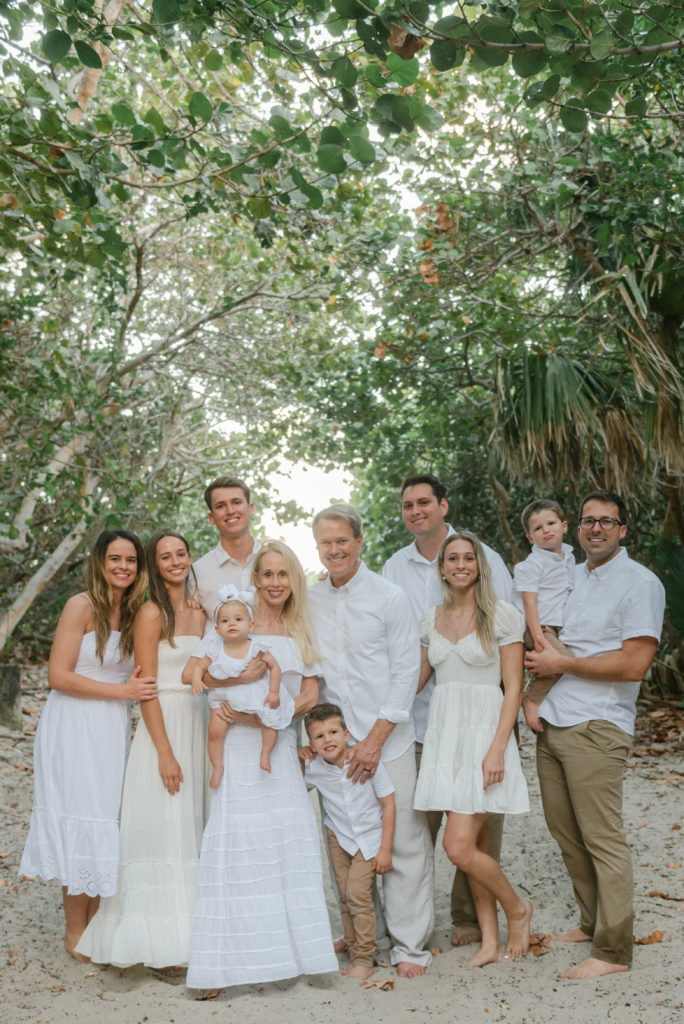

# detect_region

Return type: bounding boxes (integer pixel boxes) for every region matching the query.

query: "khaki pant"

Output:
[537,719,633,965]
[523,624,571,704]
[416,742,504,929]
[326,829,377,967]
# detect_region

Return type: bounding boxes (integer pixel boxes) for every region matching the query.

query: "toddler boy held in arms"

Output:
[513,500,575,733]
[302,703,396,980]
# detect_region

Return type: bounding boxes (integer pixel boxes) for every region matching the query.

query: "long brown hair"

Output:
[87,529,147,660]
[437,530,497,656]
[252,540,319,666]
[146,528,197,646]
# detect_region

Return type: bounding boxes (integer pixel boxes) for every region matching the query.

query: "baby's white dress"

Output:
[20,624,132,897]
[195,634,294,729]
[414,601,530,816]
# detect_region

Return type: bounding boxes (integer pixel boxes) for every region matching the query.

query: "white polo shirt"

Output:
[382,528,514,741]
[513,543,576,627]
[193,538,261,618]
[305,756,395,859]
[309,561,420,762]
[539,548,665,734]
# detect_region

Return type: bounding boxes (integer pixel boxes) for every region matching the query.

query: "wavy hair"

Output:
[252,540,319,666]
[87,529,147,660]
[146,529,197,646]
[437,530,497,656]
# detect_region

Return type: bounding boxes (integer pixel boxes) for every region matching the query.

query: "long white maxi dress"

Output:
[186,634,338,990]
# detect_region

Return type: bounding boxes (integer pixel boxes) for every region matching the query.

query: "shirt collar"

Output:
[532,542,574,562]
[407,523,455,565]
[324,559,369,593]
[213,536,260,567]
[581,545,627,580]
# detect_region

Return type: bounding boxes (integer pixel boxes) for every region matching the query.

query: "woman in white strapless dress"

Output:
[20,529,154,960]
[414,530,532,969]
[77,529,209,969]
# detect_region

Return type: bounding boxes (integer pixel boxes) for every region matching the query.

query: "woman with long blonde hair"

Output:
[414,530,532,967]
[20,529,156,960]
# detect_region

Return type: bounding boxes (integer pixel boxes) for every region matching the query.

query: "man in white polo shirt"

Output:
[193,475,260,617]
[526,490,665,980]
[382,473,513,947]
[309,504,434,978]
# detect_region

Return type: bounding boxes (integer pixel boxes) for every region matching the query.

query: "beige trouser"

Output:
[326,829,377,967]
[523,624,571,704]
[416,742,504,928]
[537,719,634,965]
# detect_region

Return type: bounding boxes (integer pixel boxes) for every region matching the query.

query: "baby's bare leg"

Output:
[208,709,228,789]
[260,725,277,773]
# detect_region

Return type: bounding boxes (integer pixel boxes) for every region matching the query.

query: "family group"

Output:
[18,472,665,996]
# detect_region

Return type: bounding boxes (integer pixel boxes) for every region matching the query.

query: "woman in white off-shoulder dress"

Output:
[20,529,154,960]
[185,540,337,995]
[414,530,532,968]
[77,529,209,969]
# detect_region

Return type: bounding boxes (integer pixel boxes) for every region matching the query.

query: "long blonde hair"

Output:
[146,529,197,646]
[86,529,147,660]
[252,540,319,666]
[438,530,497,656]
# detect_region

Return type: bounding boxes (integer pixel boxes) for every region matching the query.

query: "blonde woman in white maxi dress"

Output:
[19,530,154,961]
[77,529,209,970]
[413,531,533,968]
[185,541,337,997]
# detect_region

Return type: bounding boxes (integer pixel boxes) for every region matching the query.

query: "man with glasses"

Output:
[526,490,665,980]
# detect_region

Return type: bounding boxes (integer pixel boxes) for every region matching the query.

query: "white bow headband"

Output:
[215,583,256,621]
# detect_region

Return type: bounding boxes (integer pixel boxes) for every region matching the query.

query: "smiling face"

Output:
[103,538,138,593]
[215,600,253,641]
[314,516,363,588]
[208,486,254,543]
[401,483,448,540]
[578,498,627,567]
[307,715,350,767]
[526,508,567,553]
[440,538,479,592]
[255,550,292,610]
[155,534,192,586]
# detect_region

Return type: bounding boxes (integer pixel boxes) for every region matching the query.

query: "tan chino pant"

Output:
[326,829,377,967]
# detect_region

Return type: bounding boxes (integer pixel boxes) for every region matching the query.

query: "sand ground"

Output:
[1,671,682,1024]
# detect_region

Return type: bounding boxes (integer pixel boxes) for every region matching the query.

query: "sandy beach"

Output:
[1,670,682,1024]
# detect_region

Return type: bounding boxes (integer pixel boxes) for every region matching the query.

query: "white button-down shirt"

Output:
[382,527,514,740]
[540,548,665,734]
[305,756,394,859]
[513,542,576,627]
[193,538,261,618]
[309,561,420,762]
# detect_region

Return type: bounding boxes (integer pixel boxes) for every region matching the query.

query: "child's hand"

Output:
[191,674,206,696]
[373,848,392,874]
[264,692,280,709]
[533,632,545,653]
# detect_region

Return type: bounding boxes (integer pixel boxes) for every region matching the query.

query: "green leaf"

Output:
[386,53,419,86]
[590,31,614,60]
[317,143,347,173]
[111,102,137,126]
[188,91,213,122]
[470,46,508,68]
[152,0,182,27]
[320,125,346,146]
[432,16,469,39]
[615,11,634,34]
[560,99,588,133]
[625,93,647,117]
[332,55,358,87]
[476,16,515,45]
[545,34,572,56]
[430,39,465,72]
[147,148,165,168]
[372,93,414,132]
[585,89,612,115]
[42,29,71,64]
[541,73,560,99]
[414,103,444,132]
[204,49,224,71]
[349,135,375,163]
[74,40,102,69]
[519,0,540,17]
[248,197,272,219]
[512,50,546,77]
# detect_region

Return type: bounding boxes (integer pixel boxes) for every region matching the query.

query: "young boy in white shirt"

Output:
[514,499,576,733]
[303,703,396,980]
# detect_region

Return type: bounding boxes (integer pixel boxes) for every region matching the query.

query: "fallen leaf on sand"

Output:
[529,933,552,957]
[634,930,665,945]
[648,891,683,901]
[667,862,681,868]
[362,979,395,990]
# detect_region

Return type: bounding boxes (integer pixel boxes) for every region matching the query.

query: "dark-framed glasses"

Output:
[578,516,622,530]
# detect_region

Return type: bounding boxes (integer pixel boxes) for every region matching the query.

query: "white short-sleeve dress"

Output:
[20,622,133,897]
[414,601,529,816]
[193,634,294,729]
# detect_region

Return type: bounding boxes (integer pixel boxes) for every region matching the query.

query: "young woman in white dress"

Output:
[19,529,155,960]
[77,529,210,970]
[414,530,533,968]
[185,540,337,997]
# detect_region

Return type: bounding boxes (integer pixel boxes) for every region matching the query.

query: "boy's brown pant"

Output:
[326,828,376,967]
[523,624,571,704]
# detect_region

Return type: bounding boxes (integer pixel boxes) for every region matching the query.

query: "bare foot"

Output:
[451,923,482,947]
[260,753,272,773]
[559,957,629,980]
[523,698,544,733]
[504,900,533,959]
[396,961,426,978]
[195,988,220,1000]
[153,965,184,976]
[469,944,503,968]
[555,927,592,943]
[64,935,90,963]
[343,964,374,980]
[209,764,224,789]
[333,937,348,953]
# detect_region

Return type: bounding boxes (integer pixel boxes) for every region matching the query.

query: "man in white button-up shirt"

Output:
[527,490,665,981]
[309,504,434,977]
[381,473,512,948]
[193,476,261,617]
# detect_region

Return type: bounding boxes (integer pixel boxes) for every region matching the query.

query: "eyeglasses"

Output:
[578,516,623,530]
